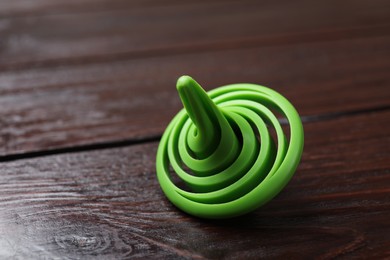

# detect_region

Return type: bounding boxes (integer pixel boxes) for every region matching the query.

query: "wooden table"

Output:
[1,1,389,258]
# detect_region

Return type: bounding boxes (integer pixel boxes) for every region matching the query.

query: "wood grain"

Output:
[0,0,389,70]
[1,1,389,258]
[0,0,187,17]
[1,35,389,156]
[0,0,243,17]
[0,110,389,259]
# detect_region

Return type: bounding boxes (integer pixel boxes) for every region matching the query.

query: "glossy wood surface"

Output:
[0,1,389,259]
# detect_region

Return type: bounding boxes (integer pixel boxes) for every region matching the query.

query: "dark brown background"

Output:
[0,0,389,259]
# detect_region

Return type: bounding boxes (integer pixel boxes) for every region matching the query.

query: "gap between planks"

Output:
[1,23,389,73]
[0,105,388,163]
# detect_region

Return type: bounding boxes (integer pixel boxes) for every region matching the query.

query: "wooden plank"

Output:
[0,110,388,258]
[0,0,389,70]
[1,35,389,156]
[0,0,216,17]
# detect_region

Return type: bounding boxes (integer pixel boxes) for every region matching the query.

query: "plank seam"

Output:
[0,105,389,163]
[1,23,389,72]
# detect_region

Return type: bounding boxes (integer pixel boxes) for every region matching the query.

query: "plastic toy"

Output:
[156,75,304,219]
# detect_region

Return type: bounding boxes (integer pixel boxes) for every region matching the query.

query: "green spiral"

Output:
[156,76,304,219]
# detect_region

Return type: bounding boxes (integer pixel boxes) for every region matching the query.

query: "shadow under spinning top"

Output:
[156,76,304,219]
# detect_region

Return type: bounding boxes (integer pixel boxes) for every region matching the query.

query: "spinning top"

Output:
[156,76,304,219]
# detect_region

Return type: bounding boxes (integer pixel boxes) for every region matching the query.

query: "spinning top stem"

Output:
[177,75,238,160]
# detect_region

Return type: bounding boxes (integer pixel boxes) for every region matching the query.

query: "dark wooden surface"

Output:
[0,1,389,259]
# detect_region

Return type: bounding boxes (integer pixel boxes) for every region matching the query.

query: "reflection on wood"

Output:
[0,111,389,258]
[0,0,389,258]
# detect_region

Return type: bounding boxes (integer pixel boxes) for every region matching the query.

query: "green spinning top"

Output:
[156,76,304,219]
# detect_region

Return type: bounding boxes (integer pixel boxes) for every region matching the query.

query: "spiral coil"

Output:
[156,76,304,219]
